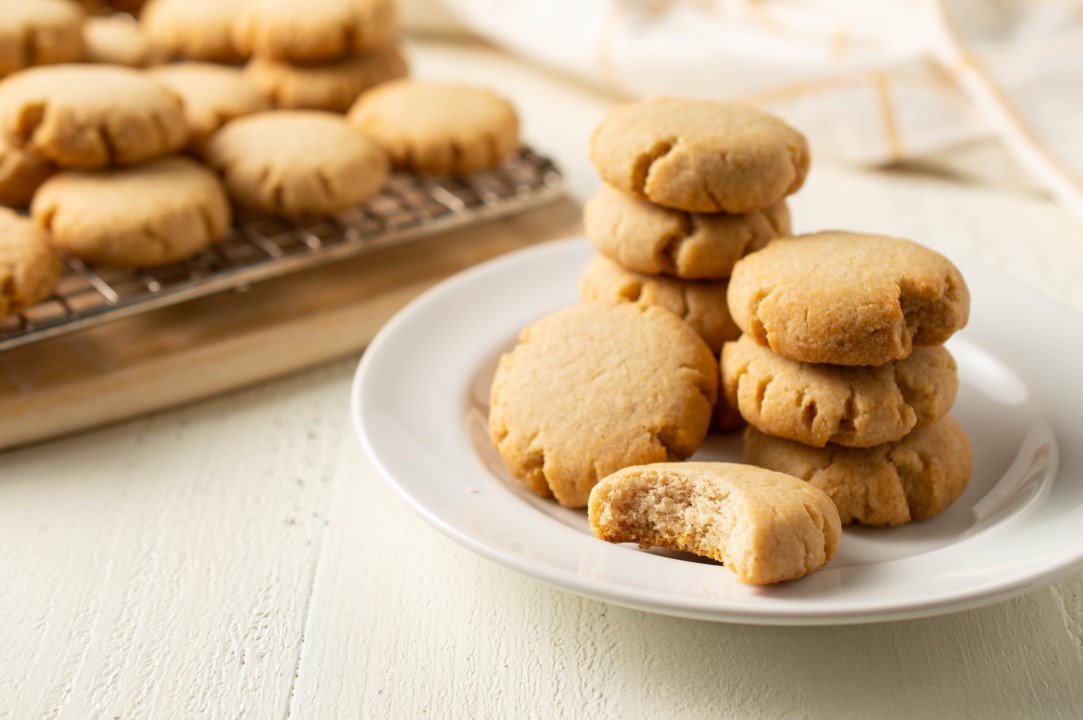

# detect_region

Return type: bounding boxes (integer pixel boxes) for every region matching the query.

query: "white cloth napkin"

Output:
[423,0,1083,220]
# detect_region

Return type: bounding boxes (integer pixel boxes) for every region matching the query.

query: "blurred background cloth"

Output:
[401,0,1083,221]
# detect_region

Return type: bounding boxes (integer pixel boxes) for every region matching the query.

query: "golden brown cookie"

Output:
[32,156,231,267]
[579,254,738,354]
[245,45,408,113]
[589,462,841,584]
[83,15,166,68]
[0,206,61,317]
[743,415,972,527]
[76,0,146,14]
[141,0,245,63]
[489,303,718,508]
[0,0,86,78]
[728,232,970,366]
[0,133,54,206]
[232,0,397,63]
[205,110,388,218]
[150,63,270,154]
[584,184,791,280]
[722,336,958,448]
[590,97,809,214]
[348,80,520,175]
[0,64,189,169]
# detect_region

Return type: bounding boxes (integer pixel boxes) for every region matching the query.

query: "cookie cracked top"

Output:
[590,97,809,214]
[727,232,970,366]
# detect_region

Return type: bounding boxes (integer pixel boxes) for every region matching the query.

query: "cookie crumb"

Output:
[466,485,479,494]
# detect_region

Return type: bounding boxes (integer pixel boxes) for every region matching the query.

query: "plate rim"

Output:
[352,236,1083,625]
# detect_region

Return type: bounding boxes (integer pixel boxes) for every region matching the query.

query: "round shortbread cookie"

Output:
[83,15,166,68]
[245,45,408,113]
[722,336,958,448]
[0,64,189,169]
[728,232,970,366]
[489,303,718,509]
[584,184,791,280]
[348,80,520,175]
[31,155,231,267]
[77,0,146,14]
[0,133,54,206]
[0,0,86,78]
[743,415,972,527]
[590,97,809,214]
[232,0,397,63]
[150,63,270,154]
[0,207,62,317]
[205,110,388,218]
[579,254,739,354]
[588,462,841,584]
[141,0,245,63]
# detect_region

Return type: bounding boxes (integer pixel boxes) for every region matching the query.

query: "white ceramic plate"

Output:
[352,237,1083,625]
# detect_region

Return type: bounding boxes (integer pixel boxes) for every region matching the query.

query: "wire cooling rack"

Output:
[0,147,563,352]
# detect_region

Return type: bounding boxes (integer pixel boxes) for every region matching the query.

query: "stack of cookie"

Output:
[578,97,808,430]
[234,0,409,113]
[722,231,973,527]
[0,64,232,268]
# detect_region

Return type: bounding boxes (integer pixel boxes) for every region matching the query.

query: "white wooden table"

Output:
[3,41,1083,719]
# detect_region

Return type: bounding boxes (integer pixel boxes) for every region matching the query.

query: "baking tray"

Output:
[0,147,563,352]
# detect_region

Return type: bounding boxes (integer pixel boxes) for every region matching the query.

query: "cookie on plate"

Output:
[233,0,397,63]
[349,80,519,175]
[0,133,54,206]
[489,303,718,508]
[150,63,270,154]
[589,462,841,584]
[584,184,791,280]
[590,97,809,214]
[141,0,245,63]
[0,207,62,317]
[0,65,189,169]
[728,232,970,366]
[579,254,739,354]
[722,336,958,448]
[0,0,86,78]
[32,155,231,267]
[245,45,408,112]
[205,110,388,218]
[83,15,166,68]
[743,415,972,527]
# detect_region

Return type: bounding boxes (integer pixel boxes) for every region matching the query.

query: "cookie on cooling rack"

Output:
[32,156,231,267]
[232,0,397,63]
[0,0,86,78]
[0,65,189,169]
[205,110,388,218]
[83,15,167,68]
[150,63,271,155]
[0,134,54,206]
[245,45,408,113]
[0,207,62,317]
[349,80,520,176]
[141,0,246,64]
[589,462,841,584]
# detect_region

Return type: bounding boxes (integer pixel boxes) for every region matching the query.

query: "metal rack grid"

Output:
[0,147,563,352]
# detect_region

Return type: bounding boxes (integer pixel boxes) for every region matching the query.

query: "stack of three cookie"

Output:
[722,232,973,527]
[578,97,809,429]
